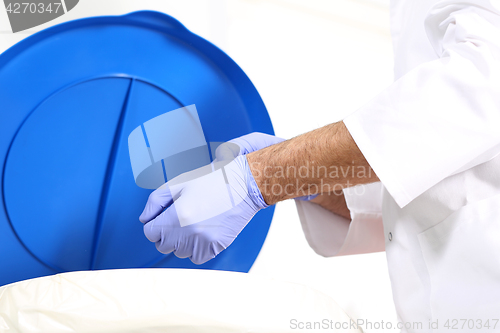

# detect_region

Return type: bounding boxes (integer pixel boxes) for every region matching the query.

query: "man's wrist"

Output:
[244,121,378,208]
[240,154,269,209]
[246,151,276,205]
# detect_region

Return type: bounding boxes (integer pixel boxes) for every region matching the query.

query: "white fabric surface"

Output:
[296,0,500,331]
[0,268,362,333]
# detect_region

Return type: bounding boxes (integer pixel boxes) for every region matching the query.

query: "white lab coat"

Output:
[296,0,500,331]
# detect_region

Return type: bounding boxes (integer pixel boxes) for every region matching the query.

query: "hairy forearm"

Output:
[246,121,379,205]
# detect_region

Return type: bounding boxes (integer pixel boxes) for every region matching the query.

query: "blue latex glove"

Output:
[139,132,316,264]
[139,155,268,264]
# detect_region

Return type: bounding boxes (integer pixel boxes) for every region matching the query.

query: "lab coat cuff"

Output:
[343,116,413,208]
[295,199,384,257]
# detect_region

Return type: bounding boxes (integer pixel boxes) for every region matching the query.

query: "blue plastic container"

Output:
[0,11,275,286]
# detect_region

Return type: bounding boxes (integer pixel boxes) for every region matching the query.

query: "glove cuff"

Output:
[239,155,269,210]
[295,193,319,201]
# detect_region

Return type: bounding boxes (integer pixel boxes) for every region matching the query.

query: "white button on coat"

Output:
[296,1,500,331]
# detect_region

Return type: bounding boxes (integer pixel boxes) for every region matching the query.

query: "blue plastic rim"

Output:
[0,11,275,286]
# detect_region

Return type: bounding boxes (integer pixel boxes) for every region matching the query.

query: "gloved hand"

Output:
[140,132,316,264]
[139,154,267,264]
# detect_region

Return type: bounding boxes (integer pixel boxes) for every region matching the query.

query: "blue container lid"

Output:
[0,11,275,286]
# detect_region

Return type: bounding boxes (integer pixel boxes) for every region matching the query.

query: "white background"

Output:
[0,1,397,331]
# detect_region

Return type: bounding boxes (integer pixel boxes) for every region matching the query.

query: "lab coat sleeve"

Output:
[343,0,500,208]
[295,182,385,257]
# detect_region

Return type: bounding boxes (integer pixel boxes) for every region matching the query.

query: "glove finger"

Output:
[214,141,241,161]
[139,184,174,223]
[173,240,191,259]
[190,233,226,265]
[156,240,175,256]
[143,204,179,244]
[190,242,215,265]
